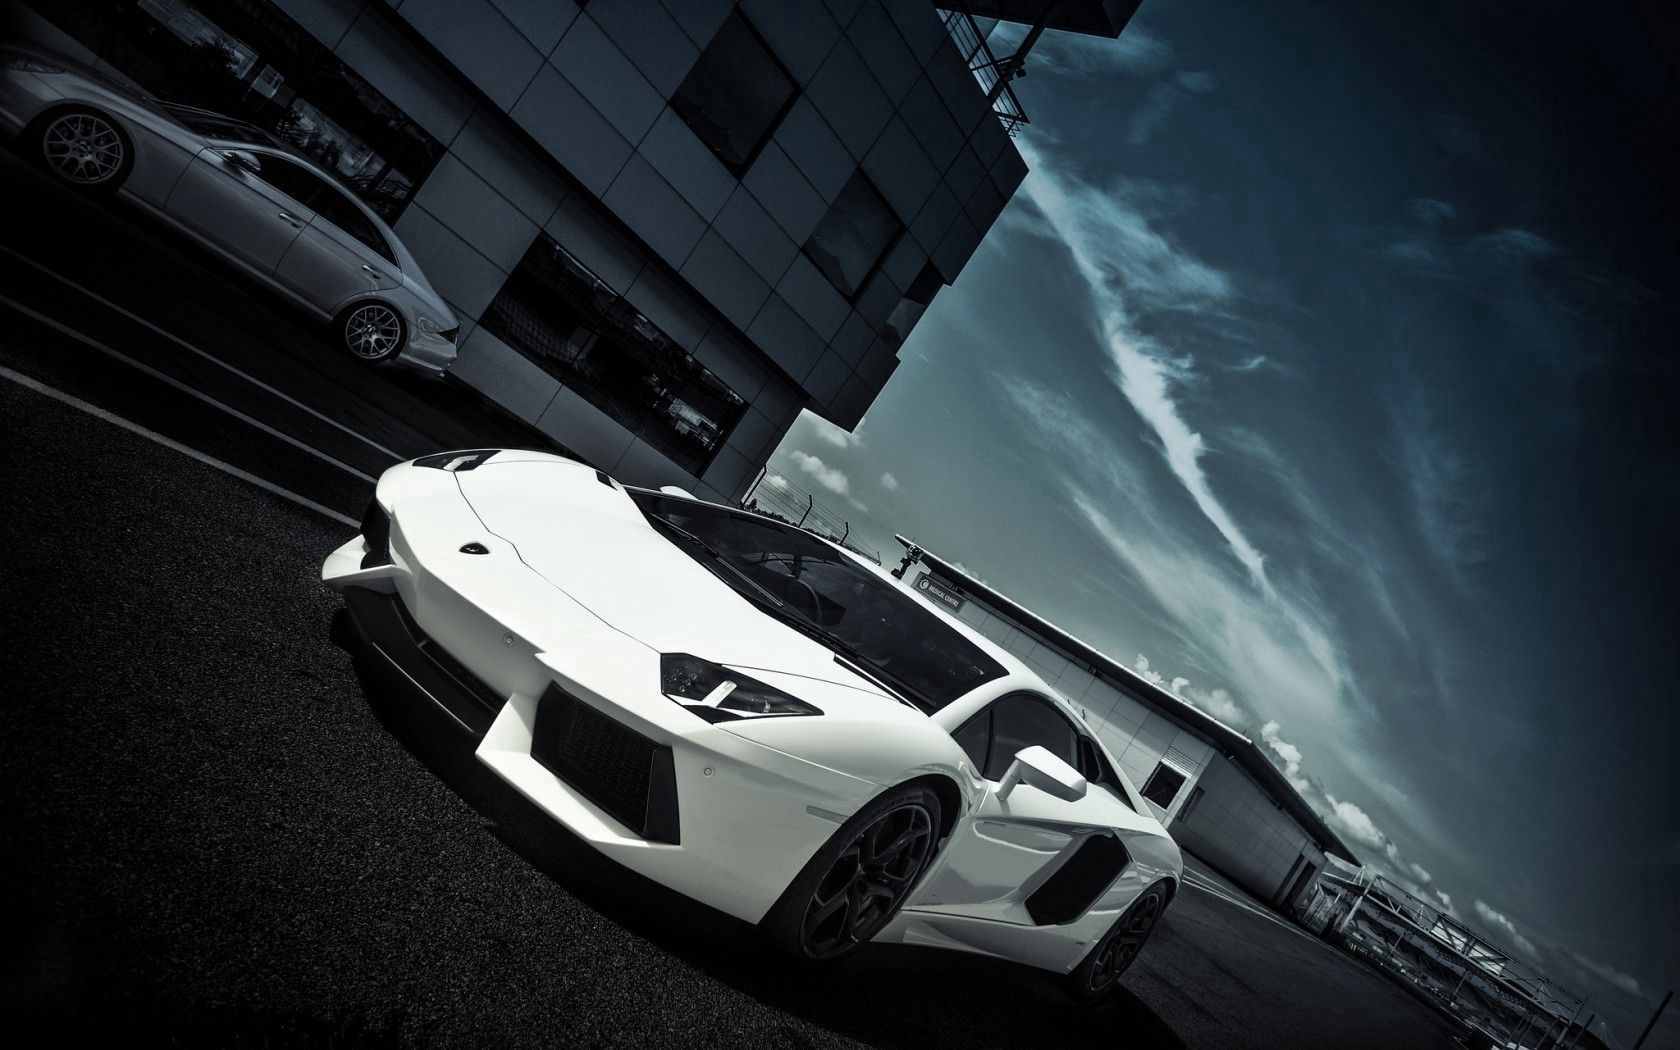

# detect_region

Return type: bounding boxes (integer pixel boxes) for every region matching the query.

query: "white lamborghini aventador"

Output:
[322,449,1181,998]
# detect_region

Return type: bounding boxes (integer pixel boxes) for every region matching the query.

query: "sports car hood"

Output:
[452,456,896,705]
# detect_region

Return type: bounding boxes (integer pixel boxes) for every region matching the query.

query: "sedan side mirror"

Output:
[997,745,1088,803]
[220,148,261,173]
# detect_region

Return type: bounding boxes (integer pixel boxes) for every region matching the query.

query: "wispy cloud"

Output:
[1570,951,1644,998]
[1016,140,1261,590]
[879,472,899,492]
[787,450,861,513]
[1391,388,1490,575]
[1127,70,1220,146]
[1472,900,1541,963]
[804,413,862,450]
[1133,654,1250,726]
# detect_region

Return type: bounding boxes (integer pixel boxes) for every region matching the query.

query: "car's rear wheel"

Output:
[762,783,942,963]
[337,301,406,364]
[34,108,131,191]
[1063,879,1171,1001]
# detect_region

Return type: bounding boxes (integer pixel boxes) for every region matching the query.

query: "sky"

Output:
[764,2,1680,1043]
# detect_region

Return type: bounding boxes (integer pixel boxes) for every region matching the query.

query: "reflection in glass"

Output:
[669,11,795,174]
[482,236,748,476]
[36,0,443,219]
[804,173,903,300]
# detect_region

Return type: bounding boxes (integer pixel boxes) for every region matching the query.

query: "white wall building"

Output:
[902,541,1358,908]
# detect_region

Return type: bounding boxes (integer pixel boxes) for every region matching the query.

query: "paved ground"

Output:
[0,138,1464,1049]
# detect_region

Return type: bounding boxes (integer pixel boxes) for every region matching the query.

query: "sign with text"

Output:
[913,571,967,614]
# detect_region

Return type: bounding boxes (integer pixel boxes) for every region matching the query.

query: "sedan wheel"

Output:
[341,303,405,363]
[39,112,127,188]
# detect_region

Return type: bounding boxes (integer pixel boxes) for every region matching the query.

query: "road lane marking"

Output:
[0,245,406,461]
[0,363,359,528]
[1181,869,1321,942]
[0,294,378,484]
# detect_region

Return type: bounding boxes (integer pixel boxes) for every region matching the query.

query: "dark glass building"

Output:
[13,0,1047,498]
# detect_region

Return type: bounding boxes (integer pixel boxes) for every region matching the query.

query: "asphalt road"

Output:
[0,136,1464,1049]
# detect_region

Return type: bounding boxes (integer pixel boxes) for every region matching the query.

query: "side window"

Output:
[1140,762,1188,810]
[244,153,329,209]
[952,708,991,771]
[983,694,1081,781]
[313,187,396,265]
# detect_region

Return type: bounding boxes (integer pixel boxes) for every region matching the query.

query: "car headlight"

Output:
[660,653,820,720]
[416,315,443,335]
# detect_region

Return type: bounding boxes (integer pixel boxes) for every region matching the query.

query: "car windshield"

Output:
[630,492,1006,711]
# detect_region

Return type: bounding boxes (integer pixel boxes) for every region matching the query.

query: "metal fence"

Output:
[1302,869,1595,1049]
[740,471,881,564]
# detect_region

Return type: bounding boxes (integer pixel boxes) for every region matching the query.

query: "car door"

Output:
[273,180,401,316]
[907,692,1141,924]
[163,147,319,277]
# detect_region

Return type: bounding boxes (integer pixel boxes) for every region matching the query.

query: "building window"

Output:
[804,172,903,300]
[882,261,944,348]
[36,0,443,220]
[669,10,795,174]
[1140,762,1187,811]
[481,235,748,476]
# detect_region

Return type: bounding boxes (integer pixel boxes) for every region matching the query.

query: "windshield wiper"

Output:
[643,512,787,610]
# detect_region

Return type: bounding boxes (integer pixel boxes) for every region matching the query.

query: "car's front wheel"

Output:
[336,301,407,365]
[34,108,131,191]
[1063,879,1172,1001]
[761,782,942,963]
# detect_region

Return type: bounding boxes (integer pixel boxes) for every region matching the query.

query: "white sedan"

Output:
[322,449,1181,997]
[0,46,458,375]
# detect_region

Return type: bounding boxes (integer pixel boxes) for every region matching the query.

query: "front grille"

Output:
[531,686,680,844]
[1025,833,1130,925]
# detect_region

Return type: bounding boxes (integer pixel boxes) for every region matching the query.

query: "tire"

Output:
[32,107,132,192]
[1062,879,1172,1002]
[761,783,943,963]
[336,300,407,364]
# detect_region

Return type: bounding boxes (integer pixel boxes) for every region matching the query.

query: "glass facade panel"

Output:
[669,11,794,174]
[34,0,443,219]
[804,173,903,300]
[481,235,747,476]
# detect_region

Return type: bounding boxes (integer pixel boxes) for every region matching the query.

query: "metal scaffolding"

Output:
[1301,869,1592,1049]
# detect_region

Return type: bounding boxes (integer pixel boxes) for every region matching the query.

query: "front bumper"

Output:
[328,562,877,925]
[397,328,456,377]
[0,67,63,138]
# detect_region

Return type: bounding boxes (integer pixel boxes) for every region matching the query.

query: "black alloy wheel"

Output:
[762,783,943,963]
[1066,881,1170,1001]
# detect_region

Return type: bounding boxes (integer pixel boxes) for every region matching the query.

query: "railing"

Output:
[740,471,882,564]
[939,10,1029,134]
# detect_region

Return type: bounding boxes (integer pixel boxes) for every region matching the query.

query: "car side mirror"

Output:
[997,745,1088,802]
[220,148,260,173]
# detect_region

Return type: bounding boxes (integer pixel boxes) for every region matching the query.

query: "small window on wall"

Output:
[1140,762,1188,811]
[670,10,796,174]
[480,235,748,476]
[804,173,904,300]
[38,0,443,220]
